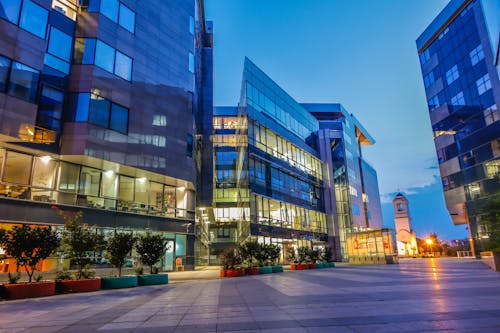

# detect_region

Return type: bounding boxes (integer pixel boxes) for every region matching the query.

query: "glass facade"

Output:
[417,0,500,254]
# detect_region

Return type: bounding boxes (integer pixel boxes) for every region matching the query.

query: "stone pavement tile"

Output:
[142,315,183,327]
[179,317,218,325]
[218,311,252,318]
[348,323,407,333]
[0,328,27,333]
[256,319,304,330]
[260,328,308,333]
[173,323,216,333]
[98,321,142,331]
[307,326,357,333]
[218,316,255,323]
[217,321,259,332]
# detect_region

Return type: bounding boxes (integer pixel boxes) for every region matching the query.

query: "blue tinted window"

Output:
[44,54,70,74]
[110,103,128,133]
[89,93,110,127]
[74,93,90,122]
[38,86,64,131]
[100,0,118,22]
[19,0,48,38]
[0,55,10,92]
[114,51,132,81]
[186,134,193,157]
[74,38,96,64]
[95,40,115,72]
[118,3,135,33]
[189,52,194,73]
[8,62,39,103]
[189,15,194,34]
[0,0,21,24]
[48,27,72,61]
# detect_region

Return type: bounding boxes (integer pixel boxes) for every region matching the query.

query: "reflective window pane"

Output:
[48,27,72,61]
[38,86,64,131]
[58,162,79,191]
[74,93,90,122]
[0,55,10,92]
[44,54,70,74]
[135,178,148,205]
[89,93,110,127]
[118,3,135,33]
[73,38,96,65]
[114,51,132,81]
[119,175,134,202]
[19,0,48,38]
[8,62,40,103]
[95,40,115,73]
[100,0,118,22]
[3,151,32,185]
[32,156,57,189]
[188,52,194,73]
[0,0,21,24]
[110,103,128,133]
[79,166,101,196]
[101,171,118,198]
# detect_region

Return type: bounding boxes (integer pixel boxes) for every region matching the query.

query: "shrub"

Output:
[106,232,136,277]
[55,270,74,281]
[239,241,260,267]
[80,264,96,279]
[287,247,298,263]
[34,274,43,282]
[321,247,333,262]
[267,244,281,265]
[7,272,21,284]
[310,249,320,263]
[135,233,166,274]
[297,247,309,263]
[135,267,144,276]
[218,248,241,269]
[0,225,60,283]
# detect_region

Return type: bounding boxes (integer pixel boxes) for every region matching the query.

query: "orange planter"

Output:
[0,281,55,300]
[298,263,308,270]
[227,269,239,277]
[56,278,101,294]
[291,264,299,270]
[220,269,227,277]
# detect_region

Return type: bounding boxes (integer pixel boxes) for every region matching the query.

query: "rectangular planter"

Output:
[316,263,324,268]
[480,251,500,272]
[259,266,273,274]
[0,281,55,300]
[56,278,101,293]
[272,265,283,273]
[327,262,335,268]
[101,276,138,289]
[138,274,168,285]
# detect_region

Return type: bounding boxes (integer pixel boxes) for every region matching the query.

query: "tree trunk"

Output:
[26,266,34,283]
[118,265,122,277]
[150,265,153,274]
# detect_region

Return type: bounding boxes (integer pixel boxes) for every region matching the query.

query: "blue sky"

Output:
[205,0,468,241]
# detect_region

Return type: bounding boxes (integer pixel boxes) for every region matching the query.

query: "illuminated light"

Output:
[177,186,185,191]
[104,170,114,177]
[40,156,52,164]
[137,177,147,182]
[0,246,5,255]
[426,238,433,245]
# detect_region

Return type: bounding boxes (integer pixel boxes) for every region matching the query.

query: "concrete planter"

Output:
[258,266,273,274]
[0,281,55,300]
[308,263,317,269]
[272,265,283,273]
[316,263,325,268]
[480,251,500,272]
[298,263,308,270]
[290,263,299,270]
[56,278,101,293]
[246,267,260,275]
[138,274,168,285]
[101,276,138,289]
[327,262,335,268]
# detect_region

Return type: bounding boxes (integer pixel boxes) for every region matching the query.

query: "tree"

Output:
[53,207,105,279]
[106,232,136,277]
[0,225,60,283]
[321,247,333,262]
[266,244,281,265]
[478,196,500,251]
[135,233,166,274]
[239,241,260,267]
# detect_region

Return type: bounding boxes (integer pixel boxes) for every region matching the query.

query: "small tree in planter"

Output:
[135,233,166,274]
[1,224,60,283]
[287,247,299,270]
[267,244,283,273]
[218,248,242,277]
[322,247,334,267]
[106,232,136,277]
[239,241,260,268]
[53,207,105,279]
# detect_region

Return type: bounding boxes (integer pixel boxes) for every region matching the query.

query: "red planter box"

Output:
[56,278,101,294]
[298,263,308,270]
[308,263,317,269]
[291,264,298,270]
[237,268,246,277]
[247,267,260,275]
[0,281,55,300]
[220,269,227,277]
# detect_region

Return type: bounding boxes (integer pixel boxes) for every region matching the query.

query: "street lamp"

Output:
[426,238,433,255]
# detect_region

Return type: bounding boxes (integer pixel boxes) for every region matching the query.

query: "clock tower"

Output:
[393,193,418,256]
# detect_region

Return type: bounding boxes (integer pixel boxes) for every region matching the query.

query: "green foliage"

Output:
[309,249,320,263]
[479,196,500,251]
[7,272,21,284]
[218,248,242,269]
[238,241,260,267]
[253,243,281,266]
[287,247,298,263]
[135,267,144,276]
[297,247,309,263]
[0,224,60,283]
[54,207,105,279]
[321,247,333,262]
[80,264,96,279]
[34,274,43,282]
[106,232,136,277]
[55,269,74,281]
[266,244,281,265]
[135,233,166,274]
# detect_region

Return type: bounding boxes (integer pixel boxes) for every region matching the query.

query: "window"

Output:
[0,0,21,24]
[423,71,434,88]
[89,93,110,128]
[476,73,491,95]
[118,3,135,33]
[95,40,115,73]
[445,65,459,85]
[58,162,79,191]
[419,49,430,64]
[189,52,194,73]
[101,170,118,198]
[118,176,134,202]
[32,156,57,189]
[189,15,194,34]
[186,134,193,157]
[79,167,101,196]
[38,85,64,131]
[73,38,96,64]
[110,104,128,134]
[450,91,465,105]
[45,27,73,74]
[470,44,484,66]
[428,95,439,111]
[19,0,48,38]
[100,0,119,22]
[0,55,10,92]
[73,93,90,121]
[114,51,132,81]
[438,27,449,39]
[3,151,32,185]
[8,62,40,103]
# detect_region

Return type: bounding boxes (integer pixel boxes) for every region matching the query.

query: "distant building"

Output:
[393,193,418,257]
[416,0,500,256]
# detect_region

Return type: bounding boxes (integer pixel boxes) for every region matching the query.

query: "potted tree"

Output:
[288,247,299,270]
[255,243,273,274]
[53,207,104,293]
[101,232,138,289]
[322,246,335,268]
[218,248,240,277]
[308,249,320,269]
[135,233,168,285]
[268,244,283,273]
[297,247,309,270]
[0,225,60,300]
[239,241,260,275]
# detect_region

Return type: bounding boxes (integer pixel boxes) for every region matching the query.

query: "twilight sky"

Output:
[205,0,468,241]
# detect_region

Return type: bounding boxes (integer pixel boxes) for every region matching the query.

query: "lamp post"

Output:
[426,238,433,256]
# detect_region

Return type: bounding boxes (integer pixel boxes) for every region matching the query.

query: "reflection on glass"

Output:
[114,51,132,81]
[32,157,57,189]
[19,0,48,38]
[0,0,21,24]
[58,162,79,191]
[100,0,119,22]
[134,178,148,205]
[0,55,11,92]
[118,3,135,33]
[119,175,134,202]
[101,171,118,198]
[79,167,101,196]
[8,62,40,103]
[95,40,115,73]
[3,151,32,185]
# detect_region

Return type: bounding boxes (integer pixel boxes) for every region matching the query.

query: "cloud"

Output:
[380,174,441,204]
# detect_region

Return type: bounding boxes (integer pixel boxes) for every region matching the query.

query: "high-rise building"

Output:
[0,0,213,270]
[416,0,500,255]
[202,58,385,263]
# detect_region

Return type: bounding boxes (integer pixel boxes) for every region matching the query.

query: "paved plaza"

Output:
[1,258,499,333]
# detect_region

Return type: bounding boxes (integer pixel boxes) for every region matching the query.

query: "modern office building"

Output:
[0,0,213,270]
[203,58,385,263]
[416,0,500,255]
